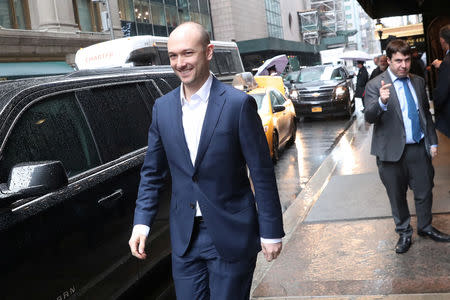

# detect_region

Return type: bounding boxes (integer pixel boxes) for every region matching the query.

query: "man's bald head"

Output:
[169,22,210,48]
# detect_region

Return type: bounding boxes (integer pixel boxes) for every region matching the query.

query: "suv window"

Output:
[76,83,152,163]
[339,68,347,79]
[0,93,100,181]
[215,51,231,75]
[331,68,343,80]
[158,48,170,65]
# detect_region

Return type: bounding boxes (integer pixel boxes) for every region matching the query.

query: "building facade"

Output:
[0,0,214,79]
[343,0,379,54]
[210,0,321,71]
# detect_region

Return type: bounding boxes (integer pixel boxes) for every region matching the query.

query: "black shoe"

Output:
[418,227,450,242]
[395,236,411,253]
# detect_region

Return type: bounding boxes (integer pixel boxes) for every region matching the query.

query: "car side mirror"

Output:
[348,74,354,79]
[0,161,68,207]
[273,105,286,113]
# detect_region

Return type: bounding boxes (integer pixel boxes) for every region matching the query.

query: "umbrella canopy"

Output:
[255,54,288,76]
[339,50,372,61]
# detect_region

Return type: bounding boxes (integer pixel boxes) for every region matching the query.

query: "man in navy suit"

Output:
[129,22,284,299]
[433,24,450,138]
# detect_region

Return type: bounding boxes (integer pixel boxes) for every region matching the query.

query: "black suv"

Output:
[285,65,355,118]
[0,66,178,299]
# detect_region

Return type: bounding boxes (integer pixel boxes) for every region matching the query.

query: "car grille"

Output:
[298,88,334,102]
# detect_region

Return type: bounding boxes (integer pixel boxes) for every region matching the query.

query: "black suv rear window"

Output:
[76,83,152,162]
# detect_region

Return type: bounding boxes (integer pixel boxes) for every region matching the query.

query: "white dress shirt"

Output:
[133,74,281,244]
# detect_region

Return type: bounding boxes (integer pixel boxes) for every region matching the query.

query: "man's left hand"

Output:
[261,242,282,262]
[430,147,438,158]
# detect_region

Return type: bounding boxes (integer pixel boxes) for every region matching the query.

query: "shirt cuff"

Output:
[431,145,437,148]
[260,237,282,244]
[378,97,388,111]
[132,224,150,237]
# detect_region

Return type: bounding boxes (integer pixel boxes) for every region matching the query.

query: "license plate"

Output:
[311,106,322,113]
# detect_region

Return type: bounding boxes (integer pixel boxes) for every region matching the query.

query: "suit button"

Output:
[189,203,195,209]
[192,174,198,182]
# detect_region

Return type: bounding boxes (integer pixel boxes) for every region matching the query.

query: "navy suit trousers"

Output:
[171,220,257,300]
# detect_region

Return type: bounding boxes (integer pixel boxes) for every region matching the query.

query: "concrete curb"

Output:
[251,117,359,298]
[253,293,450,300]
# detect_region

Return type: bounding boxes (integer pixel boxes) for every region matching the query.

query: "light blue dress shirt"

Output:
[378,68,424,144]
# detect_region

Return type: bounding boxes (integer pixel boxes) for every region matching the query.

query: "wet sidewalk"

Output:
[251,112,450,299]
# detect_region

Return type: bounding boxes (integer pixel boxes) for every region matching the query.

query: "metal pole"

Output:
[105,0,115,40]
[378,32,383,54]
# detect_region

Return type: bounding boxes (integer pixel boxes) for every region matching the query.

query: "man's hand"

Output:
[430,146,438,159]
[379,80,392,104]
[129,233,148,260]
[432,59,442,69]
[261,242,282,262]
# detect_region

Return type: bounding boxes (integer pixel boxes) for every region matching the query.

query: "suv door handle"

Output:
[98,189,123,204]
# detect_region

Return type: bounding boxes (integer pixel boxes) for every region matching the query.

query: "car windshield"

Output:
[250,93,270,114]
[284,71,300,82]
[298,66,335,83]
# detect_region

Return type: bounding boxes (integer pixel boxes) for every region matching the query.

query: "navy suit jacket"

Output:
[133,77,285,261]
[433,52,450,137]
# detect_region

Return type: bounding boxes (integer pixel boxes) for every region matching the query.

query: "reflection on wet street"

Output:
[274,116,354,212]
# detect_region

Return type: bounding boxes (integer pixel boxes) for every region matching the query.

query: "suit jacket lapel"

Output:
[173,87,195,169]
[194,77,226,168]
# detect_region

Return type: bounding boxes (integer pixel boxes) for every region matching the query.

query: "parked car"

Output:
[0,66,178,299]
[286,65,355,118]
[248,77,297,161]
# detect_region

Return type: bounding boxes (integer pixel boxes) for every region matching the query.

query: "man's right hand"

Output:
[432,59,442,69]
[379,80,392,104]
[129,233,148,260]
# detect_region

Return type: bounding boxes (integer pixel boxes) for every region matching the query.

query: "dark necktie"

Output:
[399,77,422,143]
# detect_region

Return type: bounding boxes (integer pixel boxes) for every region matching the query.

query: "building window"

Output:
[150,1,166,36]
[117,0,211,38]
[264,0,283,39]
[119,0,135,21]
[73,0,101,32]
[0,0,31,29]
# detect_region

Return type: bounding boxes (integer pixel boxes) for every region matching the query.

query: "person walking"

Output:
[355,60,369,110]
[128,22,284,299]
[409,47,426,78]
[433,24,450,137]
[364,39,450,254]
[369,55,388,80]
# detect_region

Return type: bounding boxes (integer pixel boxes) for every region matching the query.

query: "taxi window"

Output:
[272,89,286,105]
[0,93,100,181]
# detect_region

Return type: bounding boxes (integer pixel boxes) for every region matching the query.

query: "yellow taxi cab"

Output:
[247,76,297,161]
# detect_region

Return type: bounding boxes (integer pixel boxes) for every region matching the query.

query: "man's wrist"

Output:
[260,237,282,244]
[378,97,388,110]
[133,224,150,237]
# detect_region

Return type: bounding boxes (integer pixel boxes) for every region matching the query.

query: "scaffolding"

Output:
[298,0,346,44]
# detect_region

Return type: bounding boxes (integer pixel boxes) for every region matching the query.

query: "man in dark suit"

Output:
[433,24,450,137]
[364,39,450,254]
[129,22,284,299]
[355,60,369,110]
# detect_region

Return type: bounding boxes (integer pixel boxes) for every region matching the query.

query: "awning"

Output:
[0,61,74,80]
[356,0,447,19]
[357,0,421,19]
[237,37,322,55]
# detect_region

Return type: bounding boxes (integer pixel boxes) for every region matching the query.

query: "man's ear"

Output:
[206,44,214,60]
